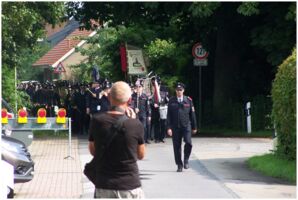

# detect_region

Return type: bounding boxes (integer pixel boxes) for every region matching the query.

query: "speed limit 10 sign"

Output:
[192,43,208,60]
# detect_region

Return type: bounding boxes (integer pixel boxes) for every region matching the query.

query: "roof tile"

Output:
[33,29,94,67]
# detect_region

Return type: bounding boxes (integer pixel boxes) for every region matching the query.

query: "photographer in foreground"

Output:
[88,81,145,198]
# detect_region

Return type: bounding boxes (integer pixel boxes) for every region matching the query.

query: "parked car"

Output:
[2,99,33,147]
[1,160,14,198]
[1,135,34,183]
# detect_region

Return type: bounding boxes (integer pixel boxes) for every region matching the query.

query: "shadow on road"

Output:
[189,158,295,186]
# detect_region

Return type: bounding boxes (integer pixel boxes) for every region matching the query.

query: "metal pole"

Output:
[198,66,202,129]
[15,67,17,112]
[69,118,72,157]
[64,117,73,159]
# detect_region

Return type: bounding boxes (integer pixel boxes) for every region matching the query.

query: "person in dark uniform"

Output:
[98,80,112,113]
[131,80,151,144]
[167,82,197,172]
[73,84,88,135]
[86,81,102,117]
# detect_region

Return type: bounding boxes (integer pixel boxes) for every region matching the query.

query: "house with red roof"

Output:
[33,20,97,81]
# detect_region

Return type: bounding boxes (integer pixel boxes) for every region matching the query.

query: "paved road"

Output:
[79,137,296,198]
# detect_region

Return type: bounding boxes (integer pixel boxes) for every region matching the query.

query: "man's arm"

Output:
[166,98,172,130]
[188,97,197,134]
[137,144,145,160]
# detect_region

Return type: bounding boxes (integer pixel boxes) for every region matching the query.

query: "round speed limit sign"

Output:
[192,43,208,59]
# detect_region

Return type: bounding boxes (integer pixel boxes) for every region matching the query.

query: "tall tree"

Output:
[69,2,296,127]
[2,2,65,106]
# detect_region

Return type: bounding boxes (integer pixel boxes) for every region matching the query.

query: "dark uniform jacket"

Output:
[86,87,102,114]
[167,96,197,130]
[131,93,151,120]
[73,90,87,113]
[99,95,110,113]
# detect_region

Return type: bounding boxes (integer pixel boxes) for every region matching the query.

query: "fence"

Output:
[2,118,73,159]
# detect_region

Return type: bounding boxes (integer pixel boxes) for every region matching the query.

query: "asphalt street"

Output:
[78,137,296,198]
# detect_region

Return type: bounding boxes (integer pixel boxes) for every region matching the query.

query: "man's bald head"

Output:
[110,81,132,105]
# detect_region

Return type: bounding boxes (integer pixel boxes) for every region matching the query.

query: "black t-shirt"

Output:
[88,113,144,190]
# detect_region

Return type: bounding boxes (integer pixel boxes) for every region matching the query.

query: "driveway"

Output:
[79,137,296,198]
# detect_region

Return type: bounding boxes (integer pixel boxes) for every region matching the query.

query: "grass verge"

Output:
[33,130,68,138]
[247,153,296,183]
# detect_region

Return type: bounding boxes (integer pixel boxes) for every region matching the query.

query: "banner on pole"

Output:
[127,50,147,75]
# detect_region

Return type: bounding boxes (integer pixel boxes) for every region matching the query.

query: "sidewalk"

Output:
[14,137,83,198]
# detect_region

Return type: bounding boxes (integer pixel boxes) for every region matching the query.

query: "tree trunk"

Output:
[212,5,241,125]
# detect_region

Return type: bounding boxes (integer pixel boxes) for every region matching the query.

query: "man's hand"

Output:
[88,142,95,156]
[135,108,139,114]
[125,107,136,119]
[167,129,173,137]
[86,108,90,115]
[192,129,197,135]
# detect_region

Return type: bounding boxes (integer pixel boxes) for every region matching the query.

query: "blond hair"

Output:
[110,81,132,104]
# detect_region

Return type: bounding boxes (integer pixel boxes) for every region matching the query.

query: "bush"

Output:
[271,48,296,160]
[251,95,273,131]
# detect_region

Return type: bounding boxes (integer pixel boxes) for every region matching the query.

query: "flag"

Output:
[152,78,161,103]
[91,66,100,82]
[120,44,127,72]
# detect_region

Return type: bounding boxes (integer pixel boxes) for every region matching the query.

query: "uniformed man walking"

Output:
[167,82,197,172]
[131,80,151,144]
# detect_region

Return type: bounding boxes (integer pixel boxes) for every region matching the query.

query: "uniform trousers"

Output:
[139,117,149,142]
[172,126,192,166]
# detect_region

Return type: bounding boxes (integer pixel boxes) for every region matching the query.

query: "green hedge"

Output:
[251,95,273,131]
[271,48,296,160]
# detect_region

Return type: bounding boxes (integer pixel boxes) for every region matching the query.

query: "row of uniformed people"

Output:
[18,80,111,135]
[130,80,198,172]
[129,79,170,144]
[73,79,197,173]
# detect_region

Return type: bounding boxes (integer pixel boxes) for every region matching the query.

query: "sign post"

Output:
[246,102,252,134]
[192,42,208,129]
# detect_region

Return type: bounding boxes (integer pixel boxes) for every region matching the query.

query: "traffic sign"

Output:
[193,58,208,66]
[192,43,209,60]
[53,62,66,73]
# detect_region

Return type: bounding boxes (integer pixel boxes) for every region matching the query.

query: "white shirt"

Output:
[178,96,183,103]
